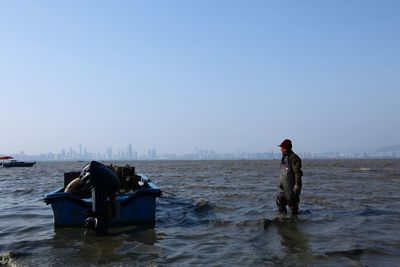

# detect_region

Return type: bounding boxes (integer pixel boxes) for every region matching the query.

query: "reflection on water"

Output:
[275,217,311,255]
[47,226,160,266]
[1,160,400,266]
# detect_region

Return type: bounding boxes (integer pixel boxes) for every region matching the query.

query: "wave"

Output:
[350,167,376,172]
[156,196,216,227]
[324,247,374,257]
[0,251,22,267]
[193,198,213,212]
[354,208,399,217]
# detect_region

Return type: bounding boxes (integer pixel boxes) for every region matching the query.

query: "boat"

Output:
[0,156,36,168]
[2,160,36,168]
[44,161,162,233]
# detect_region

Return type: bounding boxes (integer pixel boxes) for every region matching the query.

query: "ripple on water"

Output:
[1,160,400,266]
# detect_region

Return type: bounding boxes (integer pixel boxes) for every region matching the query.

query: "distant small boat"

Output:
[0,156,36,168]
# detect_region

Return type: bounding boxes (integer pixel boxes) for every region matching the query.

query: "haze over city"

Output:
[1,1,399,156]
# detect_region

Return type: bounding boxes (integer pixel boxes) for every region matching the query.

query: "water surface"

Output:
[1,160,399,266]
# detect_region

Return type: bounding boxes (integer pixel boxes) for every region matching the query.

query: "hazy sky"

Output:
[1,1,399,155]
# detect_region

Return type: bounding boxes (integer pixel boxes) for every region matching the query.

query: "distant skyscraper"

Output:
[147,149,157,159]
[106,148,113,160]
[127,144,133,160]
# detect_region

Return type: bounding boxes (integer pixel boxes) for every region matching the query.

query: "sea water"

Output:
[1,160,399,266]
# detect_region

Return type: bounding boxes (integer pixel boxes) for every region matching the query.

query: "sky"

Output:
[1,0,399,155]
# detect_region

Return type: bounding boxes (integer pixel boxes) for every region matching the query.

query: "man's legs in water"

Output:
[276,192,287,213]
[289,204,298,215]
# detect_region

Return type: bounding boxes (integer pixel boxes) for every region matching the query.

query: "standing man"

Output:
[276,139,303,215]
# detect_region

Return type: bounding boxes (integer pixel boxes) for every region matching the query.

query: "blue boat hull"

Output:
[44,182,161,227]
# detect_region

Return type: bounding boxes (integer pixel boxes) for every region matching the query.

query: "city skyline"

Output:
[5,142,400,161]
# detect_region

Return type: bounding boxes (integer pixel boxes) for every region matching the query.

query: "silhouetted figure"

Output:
[276,139,303,215]
[80,161,121,235]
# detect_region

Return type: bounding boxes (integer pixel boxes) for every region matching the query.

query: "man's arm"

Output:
[291,155,303,191]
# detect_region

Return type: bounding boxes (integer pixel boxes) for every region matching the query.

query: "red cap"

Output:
[279,139,292,150]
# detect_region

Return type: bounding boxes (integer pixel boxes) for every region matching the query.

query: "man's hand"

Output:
[293,184,301,195]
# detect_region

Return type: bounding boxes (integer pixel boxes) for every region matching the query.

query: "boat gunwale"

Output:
[43,185,162,206]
